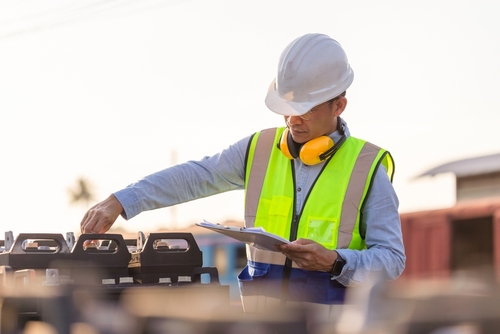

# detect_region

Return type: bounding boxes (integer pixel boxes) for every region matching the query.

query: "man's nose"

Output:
[286,115,304,126]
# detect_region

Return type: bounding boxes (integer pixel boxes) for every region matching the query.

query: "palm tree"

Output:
[68,177,95,209]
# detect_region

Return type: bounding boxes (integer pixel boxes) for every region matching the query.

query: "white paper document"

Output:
[195,221,290,252]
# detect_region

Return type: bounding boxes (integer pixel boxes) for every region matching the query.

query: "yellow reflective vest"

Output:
[244,126,394,249]
[238,126,395,308]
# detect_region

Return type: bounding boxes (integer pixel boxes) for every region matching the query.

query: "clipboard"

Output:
[195,221,290,252]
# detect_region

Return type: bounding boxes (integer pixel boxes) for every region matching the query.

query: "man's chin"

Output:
[290,133,309,144]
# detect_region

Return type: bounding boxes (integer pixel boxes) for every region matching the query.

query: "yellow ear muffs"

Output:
[278,127,298,160]
[299,136,335,165]
[278,128,336,165]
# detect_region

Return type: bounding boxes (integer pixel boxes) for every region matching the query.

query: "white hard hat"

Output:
[265,33,354,117]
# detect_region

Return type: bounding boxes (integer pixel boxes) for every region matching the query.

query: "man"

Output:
[80,33,405,312]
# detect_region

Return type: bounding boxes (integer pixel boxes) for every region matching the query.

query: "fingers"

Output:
[83,239,99,249]
[278,239,334,271]
[293,238,315,246]
[99,219,115,234]
[81,210,111,234]
[79,195,123,234]
[80,209,100,234]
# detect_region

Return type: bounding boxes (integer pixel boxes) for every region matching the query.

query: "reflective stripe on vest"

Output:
[244,128,278,228]
[243,127,394,264]
[240,127,395,306]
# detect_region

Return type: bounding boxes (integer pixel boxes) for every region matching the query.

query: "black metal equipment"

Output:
[0,231,232,333]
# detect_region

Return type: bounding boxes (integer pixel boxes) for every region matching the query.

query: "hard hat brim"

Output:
[264,80,317,117]
[264,67,354,117]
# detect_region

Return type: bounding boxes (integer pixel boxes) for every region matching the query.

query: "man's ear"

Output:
[333,96,347,117]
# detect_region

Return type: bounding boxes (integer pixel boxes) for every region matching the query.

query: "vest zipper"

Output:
[281,162,300,306]
[284,214,300,273]
[281,159,331,306]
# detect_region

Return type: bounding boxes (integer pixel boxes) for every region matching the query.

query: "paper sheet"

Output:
[195,221,290,252]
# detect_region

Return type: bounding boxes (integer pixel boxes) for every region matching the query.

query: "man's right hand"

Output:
[80,194,124,234]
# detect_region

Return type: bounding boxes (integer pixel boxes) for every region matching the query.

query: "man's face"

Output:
[284,97,345,144]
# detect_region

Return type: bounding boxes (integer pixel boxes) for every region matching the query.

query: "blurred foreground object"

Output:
[0,230,313,333]
[334,270,500,334]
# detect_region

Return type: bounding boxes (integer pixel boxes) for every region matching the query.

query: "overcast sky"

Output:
[1,0,499,236]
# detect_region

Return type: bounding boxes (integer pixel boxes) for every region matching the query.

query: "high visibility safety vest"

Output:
[238,127,394,311]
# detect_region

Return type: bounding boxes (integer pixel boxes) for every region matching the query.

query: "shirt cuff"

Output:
[330,249,354,286]
[113,188,141,220]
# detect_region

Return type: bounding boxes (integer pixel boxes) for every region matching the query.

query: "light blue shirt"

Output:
[114,120,406,287]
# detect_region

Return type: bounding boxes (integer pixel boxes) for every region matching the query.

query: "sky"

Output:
[1,0,499,237]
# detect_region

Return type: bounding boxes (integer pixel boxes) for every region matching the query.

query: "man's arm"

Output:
[335,167,406,286]
[80,135,251,233]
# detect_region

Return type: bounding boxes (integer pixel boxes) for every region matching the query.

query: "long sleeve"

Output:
[113,136,251,220]
[335,167,406,286]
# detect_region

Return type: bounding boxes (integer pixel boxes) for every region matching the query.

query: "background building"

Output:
[400,152,500,280]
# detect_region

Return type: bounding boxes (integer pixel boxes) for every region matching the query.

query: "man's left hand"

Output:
[277,238,338,272]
